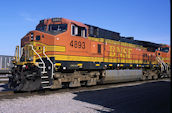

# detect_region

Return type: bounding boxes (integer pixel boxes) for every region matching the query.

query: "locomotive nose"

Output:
[29,31,42,41]
[22,30,42,43]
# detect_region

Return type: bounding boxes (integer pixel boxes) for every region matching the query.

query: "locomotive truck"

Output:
[9,18,171,91]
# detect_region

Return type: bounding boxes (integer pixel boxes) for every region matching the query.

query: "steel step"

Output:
[41,71,47,74]
[41,81,49,84]
[42,86,51,89]
[41,76,49,79]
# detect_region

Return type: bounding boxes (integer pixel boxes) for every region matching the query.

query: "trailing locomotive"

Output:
[9,18,171,91]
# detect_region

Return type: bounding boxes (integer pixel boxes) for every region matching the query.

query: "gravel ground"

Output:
[0,79,170,113]
[0,92,113,113]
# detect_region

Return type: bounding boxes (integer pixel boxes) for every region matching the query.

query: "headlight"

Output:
[22,65,26,68]
[31,33,34,41]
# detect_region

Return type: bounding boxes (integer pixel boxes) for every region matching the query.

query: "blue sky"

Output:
[0,0,170,55]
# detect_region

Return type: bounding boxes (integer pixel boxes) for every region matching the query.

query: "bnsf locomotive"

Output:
[9,18,171,91]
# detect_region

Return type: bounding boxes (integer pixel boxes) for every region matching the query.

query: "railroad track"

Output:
[0,78,170,100]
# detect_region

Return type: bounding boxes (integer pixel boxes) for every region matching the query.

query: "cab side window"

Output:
[159,47,169,53]
[98,44,101,54]
[71,24,87,38]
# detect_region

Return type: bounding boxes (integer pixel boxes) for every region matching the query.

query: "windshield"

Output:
[36,24,67,35]
[36,25,47,31]
[48,24,67,32]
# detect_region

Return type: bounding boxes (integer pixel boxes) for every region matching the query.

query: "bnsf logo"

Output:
[109,46,133,58]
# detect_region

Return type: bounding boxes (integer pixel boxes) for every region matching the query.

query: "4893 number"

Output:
[70,40,85,49]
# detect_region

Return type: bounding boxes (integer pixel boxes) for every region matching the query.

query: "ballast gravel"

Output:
[0,92,113,113]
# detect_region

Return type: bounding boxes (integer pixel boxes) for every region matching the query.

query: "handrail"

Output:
[43,47,54,79]
[15,46,20,62]
[17,46,20,62]
[29,45,46,73]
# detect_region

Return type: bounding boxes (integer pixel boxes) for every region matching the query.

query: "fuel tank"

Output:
[103,69,142,83]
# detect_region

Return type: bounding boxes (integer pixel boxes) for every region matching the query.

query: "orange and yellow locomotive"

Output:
[9,18,171,91]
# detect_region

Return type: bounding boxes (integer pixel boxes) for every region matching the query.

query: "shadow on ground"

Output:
[74,81,171,113]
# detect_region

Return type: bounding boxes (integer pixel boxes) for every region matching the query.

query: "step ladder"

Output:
[38,62,51,89]
[156,56,170,77]
[29,45,54,89]
[41,74,51,89]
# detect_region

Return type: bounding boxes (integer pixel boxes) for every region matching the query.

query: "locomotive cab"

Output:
[156,45,170,63]
[14,18,88,66]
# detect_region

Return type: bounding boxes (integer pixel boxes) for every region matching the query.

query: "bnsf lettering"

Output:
[109,46,133,58]
[70,40,85,49]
